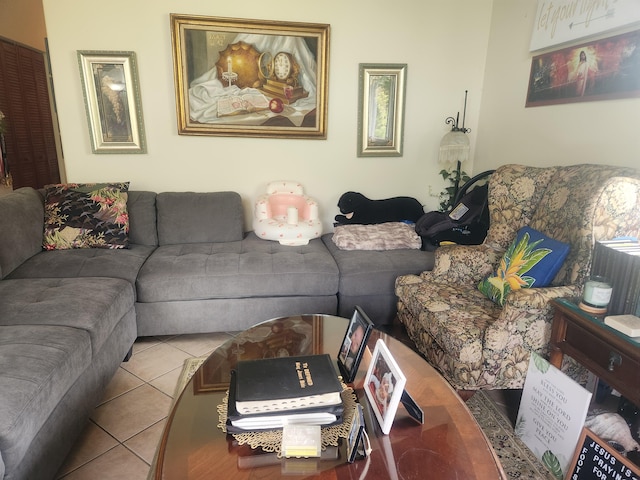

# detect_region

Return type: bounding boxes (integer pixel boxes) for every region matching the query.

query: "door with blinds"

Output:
[0,37,60,189]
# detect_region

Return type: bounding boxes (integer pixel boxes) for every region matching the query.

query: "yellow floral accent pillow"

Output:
[478,227,569,305]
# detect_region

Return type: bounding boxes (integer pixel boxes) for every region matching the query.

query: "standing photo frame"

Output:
[77,51,146,154]
[337,306,374,383]
[346,403,369,463]
[170,14,330,139]
[357,63,407,157]
[363,339,406,434]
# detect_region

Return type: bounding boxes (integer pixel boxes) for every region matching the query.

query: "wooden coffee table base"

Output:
[154,315,506,479]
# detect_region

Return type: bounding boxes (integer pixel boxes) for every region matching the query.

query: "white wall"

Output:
[475,0,640,172]
[42,0,493,230]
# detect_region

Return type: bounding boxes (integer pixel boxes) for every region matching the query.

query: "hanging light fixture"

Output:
[439,90,471,200]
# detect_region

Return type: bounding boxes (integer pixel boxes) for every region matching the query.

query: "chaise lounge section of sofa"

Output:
[0,187,139,480]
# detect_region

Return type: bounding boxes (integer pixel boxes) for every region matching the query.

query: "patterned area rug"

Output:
[163,357,554,479]
[467,391,555,479]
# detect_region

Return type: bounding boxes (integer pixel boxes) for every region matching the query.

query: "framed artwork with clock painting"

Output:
[170,14,330,139]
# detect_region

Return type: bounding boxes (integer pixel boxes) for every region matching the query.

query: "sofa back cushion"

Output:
[0,188,44,278]
[529,164,640,286]
[483,164,558,252]
[156,191,244,245]
[127,191,158,246]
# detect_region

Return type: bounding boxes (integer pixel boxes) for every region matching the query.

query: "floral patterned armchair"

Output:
[395,164,640,393]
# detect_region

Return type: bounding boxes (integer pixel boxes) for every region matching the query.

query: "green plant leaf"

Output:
[533,353,550,373]
[514,416,527,437]
[542,450,563,479]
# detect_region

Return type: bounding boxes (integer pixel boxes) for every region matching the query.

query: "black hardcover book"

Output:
[234,354,343,415]
[226,370,344,432]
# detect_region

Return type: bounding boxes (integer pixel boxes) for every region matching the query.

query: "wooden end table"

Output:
[549,298,640,406]
[153,314,506,479]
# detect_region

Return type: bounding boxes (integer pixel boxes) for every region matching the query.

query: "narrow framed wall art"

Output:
[77,51,146,154]
[357,63,407,157]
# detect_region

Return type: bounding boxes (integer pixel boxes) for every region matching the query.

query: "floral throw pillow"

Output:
[43,182,130,250]
[477,226,569,306]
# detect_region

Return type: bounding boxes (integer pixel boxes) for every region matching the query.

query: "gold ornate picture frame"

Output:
[357,63,407,157]
[77,51,146,154]
[170,14,330,139]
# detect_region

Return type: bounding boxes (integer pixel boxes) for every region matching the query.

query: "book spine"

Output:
[623,255,640,315]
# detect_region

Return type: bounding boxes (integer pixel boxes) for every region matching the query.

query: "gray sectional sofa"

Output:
[0,186,432,480]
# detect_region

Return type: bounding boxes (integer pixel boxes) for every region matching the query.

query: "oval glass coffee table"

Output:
[153,314,506,479]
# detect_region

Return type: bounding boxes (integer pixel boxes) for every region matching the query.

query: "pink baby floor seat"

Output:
[253,181,323,246]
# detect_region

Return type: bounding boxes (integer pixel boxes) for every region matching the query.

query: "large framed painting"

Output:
[526,29,640,107]
[77,51,146,154]
[170,14,330,139]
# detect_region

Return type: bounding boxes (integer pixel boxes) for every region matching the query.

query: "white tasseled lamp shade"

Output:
[439,130,470,165]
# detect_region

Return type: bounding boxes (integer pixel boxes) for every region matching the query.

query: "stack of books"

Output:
[226,354,344,432]
[591,239,640,316]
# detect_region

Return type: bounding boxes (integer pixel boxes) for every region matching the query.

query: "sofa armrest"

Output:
[419,244,503,284]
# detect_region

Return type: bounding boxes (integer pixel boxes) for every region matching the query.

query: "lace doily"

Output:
[217,384,358,457]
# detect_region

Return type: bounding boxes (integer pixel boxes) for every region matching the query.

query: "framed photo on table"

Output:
[77,51,146,154]
[364,339,406,435]
[170,14,330,139]
[337,306,374,382]
[346,403,369,463]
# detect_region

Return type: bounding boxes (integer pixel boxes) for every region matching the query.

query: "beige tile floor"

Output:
[53,325,521,479]
[55,332,238,480]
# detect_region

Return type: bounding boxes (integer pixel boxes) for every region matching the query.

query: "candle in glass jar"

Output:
[582,276,613,308]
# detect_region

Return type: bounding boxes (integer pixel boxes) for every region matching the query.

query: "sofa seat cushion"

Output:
[137,232,339,302]
[0,277,135,356]
[0,325,91,474]
[7,244,156,289]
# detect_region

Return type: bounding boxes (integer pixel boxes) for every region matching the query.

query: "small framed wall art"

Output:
[77,51,146,154]
[170,14,330,139]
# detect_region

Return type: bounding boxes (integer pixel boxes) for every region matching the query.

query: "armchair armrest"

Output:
[420,244,503,284]
[488,284,582,351]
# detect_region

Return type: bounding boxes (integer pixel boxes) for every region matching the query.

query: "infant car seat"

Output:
[253,181,323,246]
[415,170,494,251]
